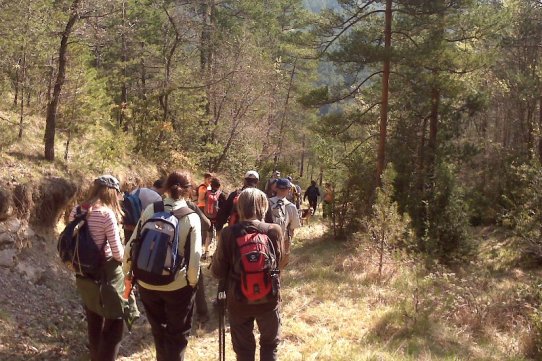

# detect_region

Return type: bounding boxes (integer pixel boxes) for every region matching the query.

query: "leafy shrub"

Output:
[363,164,416,275]
[422,161,471,263]
[0,121,17,151]
[500,161,542,263]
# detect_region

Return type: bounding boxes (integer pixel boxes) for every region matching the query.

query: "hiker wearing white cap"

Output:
[215,170,260,231]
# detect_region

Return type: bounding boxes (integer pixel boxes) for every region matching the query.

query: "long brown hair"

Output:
[165,171,193,200]
[84,183,123,218]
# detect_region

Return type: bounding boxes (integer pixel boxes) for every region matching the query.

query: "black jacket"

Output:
[304,185,320,201]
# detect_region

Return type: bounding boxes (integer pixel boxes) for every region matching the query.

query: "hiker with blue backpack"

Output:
[122,184,162,241]
[62,175,139,361]
[211,187,284,361]
[123,171,202,361]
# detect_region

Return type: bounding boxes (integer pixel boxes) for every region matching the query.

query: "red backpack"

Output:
[204,189,221,219]
[232,224,279,303]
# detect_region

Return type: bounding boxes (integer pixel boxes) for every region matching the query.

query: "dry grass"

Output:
[0,215,535,360]
[0,105,159,189]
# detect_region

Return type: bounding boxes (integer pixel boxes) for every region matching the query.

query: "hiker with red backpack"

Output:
[211,187,284,361]
[124,171,202,361]
[215,170,260,232]
[64,175,139,361]
[202,177,227,259]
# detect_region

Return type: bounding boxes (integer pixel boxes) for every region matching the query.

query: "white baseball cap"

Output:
[244,170,259,180]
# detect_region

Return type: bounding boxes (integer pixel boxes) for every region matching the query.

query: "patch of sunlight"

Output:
[295,222,328,242]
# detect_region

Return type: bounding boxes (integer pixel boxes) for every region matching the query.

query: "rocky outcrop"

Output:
[0,177,77,274]
[0,217,26,268]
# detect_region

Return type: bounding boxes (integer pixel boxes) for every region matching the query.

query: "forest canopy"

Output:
[1,0,542,265]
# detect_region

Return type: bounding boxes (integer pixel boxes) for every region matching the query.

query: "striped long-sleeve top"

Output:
[69,204,124,262]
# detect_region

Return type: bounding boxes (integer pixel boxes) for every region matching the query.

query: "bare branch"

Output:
[320,8,386,56]
[313,70,384,107]
[331,133,379,168]
[332,102,381,136]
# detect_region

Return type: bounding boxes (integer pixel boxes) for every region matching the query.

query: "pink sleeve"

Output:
[104,210,124,262]
[69,206,77,222]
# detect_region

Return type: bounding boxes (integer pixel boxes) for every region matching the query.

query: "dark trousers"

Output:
[229,307,281,361]
[308,198,317,214]
[139,285,196,361]
[84,306,124,361]
[195,269,209,318]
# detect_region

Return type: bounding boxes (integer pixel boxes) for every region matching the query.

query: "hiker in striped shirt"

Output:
[69,175,136,361]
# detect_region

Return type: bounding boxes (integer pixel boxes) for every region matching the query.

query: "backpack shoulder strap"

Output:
[172,206,195,219]
[153,201,165,213]
[256,221,272,234]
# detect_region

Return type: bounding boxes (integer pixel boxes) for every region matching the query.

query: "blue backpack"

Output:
[57,206,105,280]
[131,201,195,285]
[123,189,143,230]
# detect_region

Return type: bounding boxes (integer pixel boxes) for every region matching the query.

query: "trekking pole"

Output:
[218,290,226,361]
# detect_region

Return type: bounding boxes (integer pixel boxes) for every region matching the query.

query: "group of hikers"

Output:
[59,169,334,361]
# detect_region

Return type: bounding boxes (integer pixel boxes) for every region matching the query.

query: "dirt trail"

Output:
[0,230,228,361]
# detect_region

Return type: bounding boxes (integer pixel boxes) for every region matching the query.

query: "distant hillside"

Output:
[304,0,339,12]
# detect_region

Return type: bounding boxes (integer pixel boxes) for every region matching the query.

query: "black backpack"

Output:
[57,206,106,280]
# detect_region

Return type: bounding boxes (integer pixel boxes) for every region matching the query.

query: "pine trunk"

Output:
[376,0,393,188]
[44,0,81,161]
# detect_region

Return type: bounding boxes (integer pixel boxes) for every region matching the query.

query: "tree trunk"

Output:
[539,96,542,163]
[276,59,297,163]
[119,0,128,131]
[46,55,54,103]
[427,85,440,173]
[161,6,181,124]
[200,0,210,74]
[300,134,305,177]
[319,167,323,186]
[212,119,241,172]
[13,59,20,106]
[140,42,147,100]
[376,0,393,188]
[417,116,428,192]
[18,50,26,139]
[527,102,534,158]
[44,0,81,161]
